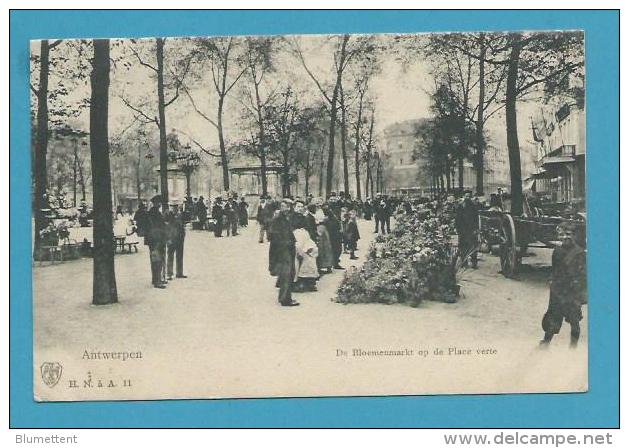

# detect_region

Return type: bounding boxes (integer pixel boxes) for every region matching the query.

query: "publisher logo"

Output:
[40,362,63,387]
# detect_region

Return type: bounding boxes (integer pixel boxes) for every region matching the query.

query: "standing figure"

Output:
[315,212,334,274]
[238,196,249,227]
[211,198,224,237]
[540,222,587,348]
[363,198,373,221]
[268,199,299,307]
[145,195,167,289]
[324,206,344,270]
[304,204,318,242]
[133,201,148,238]
[225,199,239,236]
[344,210,360,260]
[455,191,480,269]
[375,198,387,234]
[196,196,208,230]
[166,202,187,280]
[257,196,272,243]
[383,197,393,234]
[293,216,319,292]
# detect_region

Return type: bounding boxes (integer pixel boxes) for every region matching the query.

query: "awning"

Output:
[542,156,575,165]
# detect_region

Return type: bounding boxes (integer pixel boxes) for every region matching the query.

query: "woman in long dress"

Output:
[315,210,334,274]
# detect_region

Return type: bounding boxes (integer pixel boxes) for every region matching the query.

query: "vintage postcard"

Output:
[31,30,587,401]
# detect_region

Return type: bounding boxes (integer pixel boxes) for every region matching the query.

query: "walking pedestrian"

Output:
[540,222,587,348]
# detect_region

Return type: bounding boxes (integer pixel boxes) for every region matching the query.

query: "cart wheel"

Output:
[499,214,518,278]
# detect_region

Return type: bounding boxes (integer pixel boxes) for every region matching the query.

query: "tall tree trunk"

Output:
[33,39,51,260]
[136,146,142,204]
[90,39,117,305]
[282,153,290,197]
[326,89,339,197]
[156,37,169,210]
[217,96,230,191]
[475,33,486,195]
[339,84,349,197]
[445,157,451,191]
[325,35,349,198]
[375,153,381,193]
[318,143,325,197]
[77,152,87,201]
[73,140,78,207]
[304,147,311,197]
[353,98,364,201]
[506,36,523,215]
[253,79,268,196]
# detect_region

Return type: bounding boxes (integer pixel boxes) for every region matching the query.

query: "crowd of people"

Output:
[263,194,363,307]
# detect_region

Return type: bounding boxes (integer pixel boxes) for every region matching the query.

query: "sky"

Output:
[30,33,540,155]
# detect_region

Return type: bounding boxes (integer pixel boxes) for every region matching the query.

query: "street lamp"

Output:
[173,144,201,203]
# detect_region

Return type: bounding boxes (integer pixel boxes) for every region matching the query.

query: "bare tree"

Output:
[183,37,248,191]
[89,39,117,305]
[120,38,192,209]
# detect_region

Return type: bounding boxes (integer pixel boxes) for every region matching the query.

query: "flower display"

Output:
[335,206,459,306]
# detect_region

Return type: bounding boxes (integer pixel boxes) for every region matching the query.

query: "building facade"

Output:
[531,100,586,204]
[382,119,537,197]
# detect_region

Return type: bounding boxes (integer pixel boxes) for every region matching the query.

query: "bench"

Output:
[38,246,63,265]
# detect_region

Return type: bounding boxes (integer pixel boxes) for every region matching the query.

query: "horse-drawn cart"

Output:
[478,195,586,278]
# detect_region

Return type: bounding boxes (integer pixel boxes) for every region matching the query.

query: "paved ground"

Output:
[33,219,587,401]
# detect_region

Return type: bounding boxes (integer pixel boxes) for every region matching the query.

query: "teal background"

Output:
[9,10,619,428]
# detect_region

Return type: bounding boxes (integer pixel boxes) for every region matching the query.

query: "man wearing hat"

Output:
[268,198,299,307]
[211,197,224,237]
[146,195,167,288]
[165,200,187,281]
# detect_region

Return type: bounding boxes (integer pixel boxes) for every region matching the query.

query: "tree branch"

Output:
[181,84,219,129]
[293,40,332,105]
[119,96,159,126]
[177,131,221,158]
[164,56,193,108]
[225,66,248,95]
[130,46,158,73]
[516,62,580,94]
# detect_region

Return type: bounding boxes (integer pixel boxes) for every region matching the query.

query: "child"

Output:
[540,222,587,348]
[344,210,360,260]
[315,211,334,274]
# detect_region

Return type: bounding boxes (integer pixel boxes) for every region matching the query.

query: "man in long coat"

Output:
[268,199,299,307]
[324,205,344,270]
[165,202,187,281]
[145,195,167,288]
[211,198,224,237]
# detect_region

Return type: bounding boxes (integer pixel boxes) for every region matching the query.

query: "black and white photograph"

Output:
[30,30,587,401]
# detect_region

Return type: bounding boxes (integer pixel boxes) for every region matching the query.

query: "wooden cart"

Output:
[478,195,586,278]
